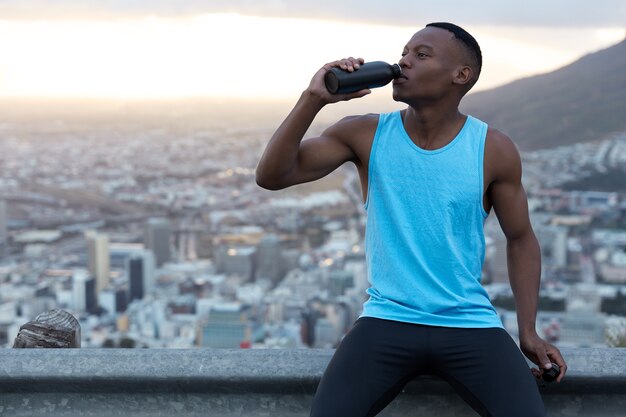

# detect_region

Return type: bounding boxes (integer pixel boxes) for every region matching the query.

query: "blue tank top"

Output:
[359,110,504,329]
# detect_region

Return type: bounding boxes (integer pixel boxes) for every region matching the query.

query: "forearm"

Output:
[506,231,542,337]
[255,90,325,189]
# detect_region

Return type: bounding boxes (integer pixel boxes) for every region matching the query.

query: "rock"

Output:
[13,309,81,348]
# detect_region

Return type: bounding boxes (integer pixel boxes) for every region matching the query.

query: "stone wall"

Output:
[0,348,624,416]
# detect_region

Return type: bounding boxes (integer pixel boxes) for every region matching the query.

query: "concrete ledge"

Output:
[0,348,624,416]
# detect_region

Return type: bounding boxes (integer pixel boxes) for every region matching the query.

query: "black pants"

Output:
[309,316,547,417]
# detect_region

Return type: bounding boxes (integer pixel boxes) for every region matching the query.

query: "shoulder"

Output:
[320,113,381,165]
[323,112,380,138]
[485,127,522,182]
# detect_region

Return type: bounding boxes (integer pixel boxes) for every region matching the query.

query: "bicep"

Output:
[291,134,355,184]
[285,117,360,186]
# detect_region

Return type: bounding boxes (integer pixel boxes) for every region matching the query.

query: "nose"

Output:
[398,55,409,69]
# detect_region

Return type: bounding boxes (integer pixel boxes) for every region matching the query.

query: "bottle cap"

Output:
[391,64,402,79]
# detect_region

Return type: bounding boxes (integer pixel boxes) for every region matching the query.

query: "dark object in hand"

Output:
[542,363,560,382]
[324,61,402,94]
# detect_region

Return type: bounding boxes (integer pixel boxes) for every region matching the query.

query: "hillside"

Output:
[461,38,626,151]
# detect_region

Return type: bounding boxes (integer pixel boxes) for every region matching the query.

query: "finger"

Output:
[347,57,363,68]
[338,88,371,101]
[324,58,364,72]
[538,349,552,371]
[335,88,372,101]
[338,57,362,72]
[323,60,350,71]
[340,58,354,71]
[322,60,346,72]
[554,358,568,383]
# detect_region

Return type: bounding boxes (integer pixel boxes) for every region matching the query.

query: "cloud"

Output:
[0,0,624,28]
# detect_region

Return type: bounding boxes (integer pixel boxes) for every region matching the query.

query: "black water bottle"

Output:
[324,61,402,94]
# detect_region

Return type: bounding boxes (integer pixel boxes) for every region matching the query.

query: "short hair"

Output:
[426,22,482,88]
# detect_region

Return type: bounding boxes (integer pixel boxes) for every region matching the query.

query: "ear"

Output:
[452,65,473,87]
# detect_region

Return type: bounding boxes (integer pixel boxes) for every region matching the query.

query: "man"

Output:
[256,22,567,417]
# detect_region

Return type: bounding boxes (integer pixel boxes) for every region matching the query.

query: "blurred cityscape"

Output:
[1,104,626,350]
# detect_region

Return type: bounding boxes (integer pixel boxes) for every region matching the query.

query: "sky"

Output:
[0,1,624,100]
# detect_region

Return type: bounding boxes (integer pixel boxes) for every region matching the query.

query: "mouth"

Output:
[392,76,407,85]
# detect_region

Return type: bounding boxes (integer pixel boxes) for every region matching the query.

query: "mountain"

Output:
[460,38,626,151]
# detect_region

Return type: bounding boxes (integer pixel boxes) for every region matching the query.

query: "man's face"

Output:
[392,26,464,103]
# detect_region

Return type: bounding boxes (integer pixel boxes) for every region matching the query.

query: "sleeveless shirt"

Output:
[358,110,504,329]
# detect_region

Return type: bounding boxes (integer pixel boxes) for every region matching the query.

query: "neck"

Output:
[401,103,465,150]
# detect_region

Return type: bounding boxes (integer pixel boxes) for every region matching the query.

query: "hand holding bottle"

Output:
[304,57,372,106]
[325,61,402,94]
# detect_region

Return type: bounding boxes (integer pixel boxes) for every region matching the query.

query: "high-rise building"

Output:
[215,245,256,282]
[73,270,96,313]
[109,243,145,269]
[144,218,171,267]
[127,256,144,302]
[256,233,285,284]
[0,199,7,258]
[99,286,128,315]
[175,224,200,262]
[85,231,110,293]
[301,308,323,347]
[126,250,155,302]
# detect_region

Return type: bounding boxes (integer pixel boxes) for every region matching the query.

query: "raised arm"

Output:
[487,128,568,383]
[255,58,371,190]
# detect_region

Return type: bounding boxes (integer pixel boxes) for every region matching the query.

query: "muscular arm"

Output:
[487,128,568,382]
[487,129,540,337]
[255,58,370,190]
[256,92,358,190]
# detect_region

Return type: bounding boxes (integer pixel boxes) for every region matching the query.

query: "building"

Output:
[255,233,285,285]
[559,311,607,347]
[566,284,602,313]
[0,199,7,259]
[314,318,340,348]
[144,218,172,267]
[73,270,97,313]
[328,270,354,298]
[214,245,256,282]
[85,231,110,294]
[199,303,250,348]
[488,226,509,284]
[568,191,619,213]
[99,287,129,315]
[126,250,156,302]
[109,243,145,269]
